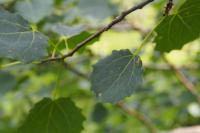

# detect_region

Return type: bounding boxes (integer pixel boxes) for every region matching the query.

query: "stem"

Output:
[0,61,21,69]
[117,102,157,133]
[162,55,200,104]
[133,17,165,56]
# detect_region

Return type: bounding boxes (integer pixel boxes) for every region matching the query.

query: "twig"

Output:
[62,62,89,80]
[117,102,157,133]
[0,61,21,69]
[41,0,154,63]
[144,63,200,71]
[162,56,200,103]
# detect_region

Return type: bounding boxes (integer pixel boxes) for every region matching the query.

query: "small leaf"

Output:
[15,0,54,23]
[0,10,48,63]
[91,49,143,103]
[18,97,85,133]
[67,31,99,52]
[91,103,108,123]
[51,24,85,37]
[154,0,200,52]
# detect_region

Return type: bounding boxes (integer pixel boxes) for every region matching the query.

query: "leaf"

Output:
[0,10,48,63]
[18,97,85,133]
[64,8,80,24]
[0,71,17,95]
[91,49,143,103]
[15,0,54,23]
[91,103,108,123]
[154,0,200,52]
[78,0,117,22]
[51,24,85,37]
[67,31,99,52]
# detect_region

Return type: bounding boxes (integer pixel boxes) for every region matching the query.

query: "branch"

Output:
[62,62,89,80]
[117,102,157,133]
[41,0,154,63]
[162,56,200,103]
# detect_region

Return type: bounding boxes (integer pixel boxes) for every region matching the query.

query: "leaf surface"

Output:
[51,24,85,37]
[91,49,143,103]
[154,0,200,52]
[0,10,48,63]
[15,0,54,23]
[18,97,85,133]
[78,0,117,21]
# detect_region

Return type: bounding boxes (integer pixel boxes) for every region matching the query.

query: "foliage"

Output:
[154,0,200,52]
[91,50,143,103]
[0,0,200,133]
[17,98,85,133]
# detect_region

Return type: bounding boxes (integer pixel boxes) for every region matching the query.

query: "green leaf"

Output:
[67,31,98,52]
[0,71,17,95]
[78,0,117,22]
[154,0,200,52]
[51,24,85,37]
[91,49,143,103]
[15,0,54,23]
[18,97,85,133]
[91,103,108,123]
[0,10,48,63]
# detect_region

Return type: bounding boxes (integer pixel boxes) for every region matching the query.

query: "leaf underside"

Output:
[15,0,54,23]
[0,10,48,63]
[91,49,143,103]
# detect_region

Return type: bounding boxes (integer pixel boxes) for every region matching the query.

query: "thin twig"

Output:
[62,62,89,80]
[117,102,157,133]
[162,56,200,103]
[41,0,154,64]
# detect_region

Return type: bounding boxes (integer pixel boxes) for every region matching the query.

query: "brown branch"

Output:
[117,102,157,133]
[41,0,154,64]
[162,56,200,103]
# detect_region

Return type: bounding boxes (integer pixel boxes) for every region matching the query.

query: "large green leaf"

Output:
[15,0,54,23]
[91,49,143,103]
[154,0,200,52]
[0,10,48,63]
[18,97,85,133]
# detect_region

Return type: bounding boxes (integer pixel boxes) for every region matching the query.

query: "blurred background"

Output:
[0,0,200,132]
